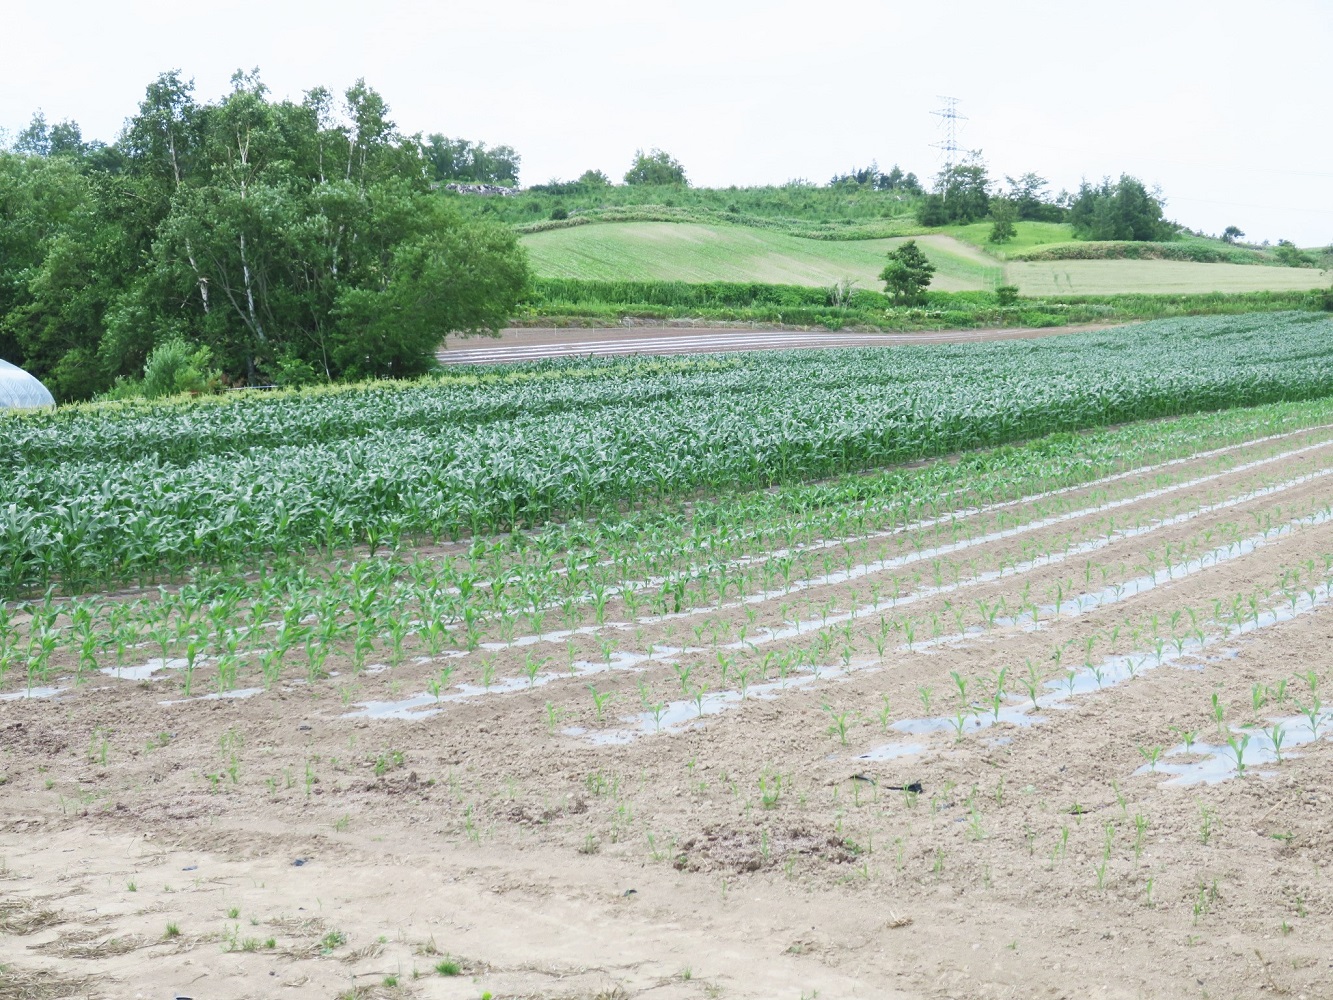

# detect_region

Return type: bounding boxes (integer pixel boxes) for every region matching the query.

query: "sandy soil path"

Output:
[437,323,1110,365]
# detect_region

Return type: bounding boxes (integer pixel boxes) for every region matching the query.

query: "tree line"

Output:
[533,146,1174,246]
[913,152,1174,243]
[0,71,529,400]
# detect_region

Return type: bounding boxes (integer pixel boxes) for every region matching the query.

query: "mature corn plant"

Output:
[2,312,1333,599]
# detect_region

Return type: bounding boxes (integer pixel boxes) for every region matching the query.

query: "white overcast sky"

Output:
[4,0,1331,246]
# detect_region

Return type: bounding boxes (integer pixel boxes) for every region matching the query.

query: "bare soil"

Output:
[437,324,1114,365]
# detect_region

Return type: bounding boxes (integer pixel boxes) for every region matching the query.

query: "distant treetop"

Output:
[424,135,520,185]
[829,162,921,194]
[624,148,688,186]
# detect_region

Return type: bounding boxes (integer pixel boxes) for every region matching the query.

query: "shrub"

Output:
[142,339,222,399]
[996,285,1020,306]
[268,350,323,387]
[1274,240,1315,268]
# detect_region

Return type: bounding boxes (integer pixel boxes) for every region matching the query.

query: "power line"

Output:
[930,96,965,172]
[1167,195,1333,216]
[1011,139,1333,180]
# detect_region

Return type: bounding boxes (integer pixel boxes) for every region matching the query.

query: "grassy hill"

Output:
[522,223,999,290]
[450,181,921,231]
[1007,259,1330,295]
[521,219,1330,296]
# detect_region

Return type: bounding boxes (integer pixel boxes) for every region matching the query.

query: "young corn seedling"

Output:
[545,701,565,734]
[691,686,708,718]
[522,652,550,688]
[946,708,970,741]
[1109,780,1127,818]
[877,693,893,732]
[1264,724,1287,762]
[1297,696,1324,736]
[1169,725,1199,753]
[1137,745,1163,772]
[1226,732,1251,776]
[917,686,933,715]
[967,806,985,841]
[1267,678,1289,706]
[673,662,694,694]
[1199,804,1217,845]
[823,703,854,745]
[1021,660,1042,708]
[759,772,782,809]
[587,684,615,722]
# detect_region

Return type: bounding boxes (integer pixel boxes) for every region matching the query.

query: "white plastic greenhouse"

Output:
[0,358,56,410]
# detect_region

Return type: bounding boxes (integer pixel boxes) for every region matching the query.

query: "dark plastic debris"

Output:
[849,774,924,794]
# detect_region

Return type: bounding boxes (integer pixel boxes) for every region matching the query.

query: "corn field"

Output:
[3,311,1333,599]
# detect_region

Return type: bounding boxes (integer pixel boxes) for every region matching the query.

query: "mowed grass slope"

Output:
[521,222,999,291]
[1008,259,1332,295]
[524,220,1331,296]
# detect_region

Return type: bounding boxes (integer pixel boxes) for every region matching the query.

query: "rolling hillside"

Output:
[522,223,999,290]
[521,221,1330,296]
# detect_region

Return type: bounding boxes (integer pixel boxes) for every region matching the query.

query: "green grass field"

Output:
[523,220,1331,297]
[522,223,999,290]
[943,220,1076,258]
[1007,259,1332,295]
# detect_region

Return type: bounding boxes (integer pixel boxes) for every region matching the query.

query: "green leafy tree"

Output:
[988,198,1018,243]
[915,152,991,225]
[915,193,948,227]
[331,214,528,378]
[1221,225,1245,244]
[1003,172,1064,221]
[624,148,687,186]
[1067,175,1172,241]
[880,240,935,304]
[0,70,531,398]
[577,169,610,186]
[424,135,521,184]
